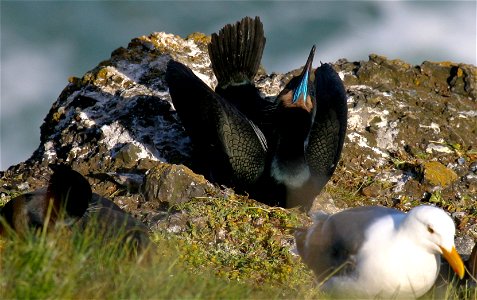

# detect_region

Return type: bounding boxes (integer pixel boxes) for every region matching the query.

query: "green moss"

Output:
[167,196,314,289]
[415,152,430,160]
[429,190,446,206]
[0,188,23,206]
[324,182,370,207]
[0,197,8,207]
[186,32,211,46]
[422,161,458,187]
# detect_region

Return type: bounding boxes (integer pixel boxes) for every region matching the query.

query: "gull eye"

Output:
[427,225,434,234]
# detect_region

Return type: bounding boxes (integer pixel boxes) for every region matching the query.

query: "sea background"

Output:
[1,1,476,171]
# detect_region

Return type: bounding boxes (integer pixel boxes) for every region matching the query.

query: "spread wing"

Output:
[165,60,267,187]
[306,63,347,180]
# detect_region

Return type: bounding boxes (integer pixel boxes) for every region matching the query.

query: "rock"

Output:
[143,163,215,206]
[422,161,459,187]
[361,182,382,198]
[309,192,342,216]
[401,179,427,201]
[470,161,477,173]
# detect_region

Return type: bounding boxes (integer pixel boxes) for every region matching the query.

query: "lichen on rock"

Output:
[143,163,215,206]
[422,161,459,187]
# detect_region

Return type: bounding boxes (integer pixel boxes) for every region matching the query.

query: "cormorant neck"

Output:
[274,107,313,149]
[271,149,310,188]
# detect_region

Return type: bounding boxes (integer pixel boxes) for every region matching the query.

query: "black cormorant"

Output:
[166,16,347,211]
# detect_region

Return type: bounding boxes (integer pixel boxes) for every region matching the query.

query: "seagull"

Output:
[295,205,465,299]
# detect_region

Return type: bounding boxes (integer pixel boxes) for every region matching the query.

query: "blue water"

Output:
[1,1,476,170]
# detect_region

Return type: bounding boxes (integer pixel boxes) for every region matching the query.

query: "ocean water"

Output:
[1,1,476,170]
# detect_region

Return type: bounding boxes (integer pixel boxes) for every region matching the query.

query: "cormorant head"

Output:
[277,45,316,112]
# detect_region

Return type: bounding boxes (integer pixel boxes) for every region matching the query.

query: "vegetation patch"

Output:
[0,218,323,299]
[163,196,315,288]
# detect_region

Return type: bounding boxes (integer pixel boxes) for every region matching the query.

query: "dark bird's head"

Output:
[276,45,316,113]
[47,164,91,221]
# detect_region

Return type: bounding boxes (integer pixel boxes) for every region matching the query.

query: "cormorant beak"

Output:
[292,45,316,104]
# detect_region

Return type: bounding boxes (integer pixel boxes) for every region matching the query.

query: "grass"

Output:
[0,193,474,299]
[0,213,322,299]
[168,196,314,286]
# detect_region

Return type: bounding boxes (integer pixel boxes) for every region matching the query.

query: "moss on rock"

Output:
[143,163,215,206]
[159,196,313,288]
[422,161,459,187]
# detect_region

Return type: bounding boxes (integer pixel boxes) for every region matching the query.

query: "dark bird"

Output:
[166,16,347,211]
[271,58,348,211]
[0,165,151,253]
[166,17,269,196]
[0,165,90,234]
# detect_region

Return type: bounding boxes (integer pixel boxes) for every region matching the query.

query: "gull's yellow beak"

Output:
[440,245,465,279]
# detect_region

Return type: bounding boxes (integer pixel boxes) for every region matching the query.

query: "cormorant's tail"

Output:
[208,16,266,88]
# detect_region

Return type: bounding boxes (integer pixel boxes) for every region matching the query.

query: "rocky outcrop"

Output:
[0,31,476,280]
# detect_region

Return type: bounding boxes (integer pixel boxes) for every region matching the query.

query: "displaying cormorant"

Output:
[166,16,347,211]
[271,55,347,211]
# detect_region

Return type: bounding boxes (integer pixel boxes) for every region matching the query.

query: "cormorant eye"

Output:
[427,225,434,234]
